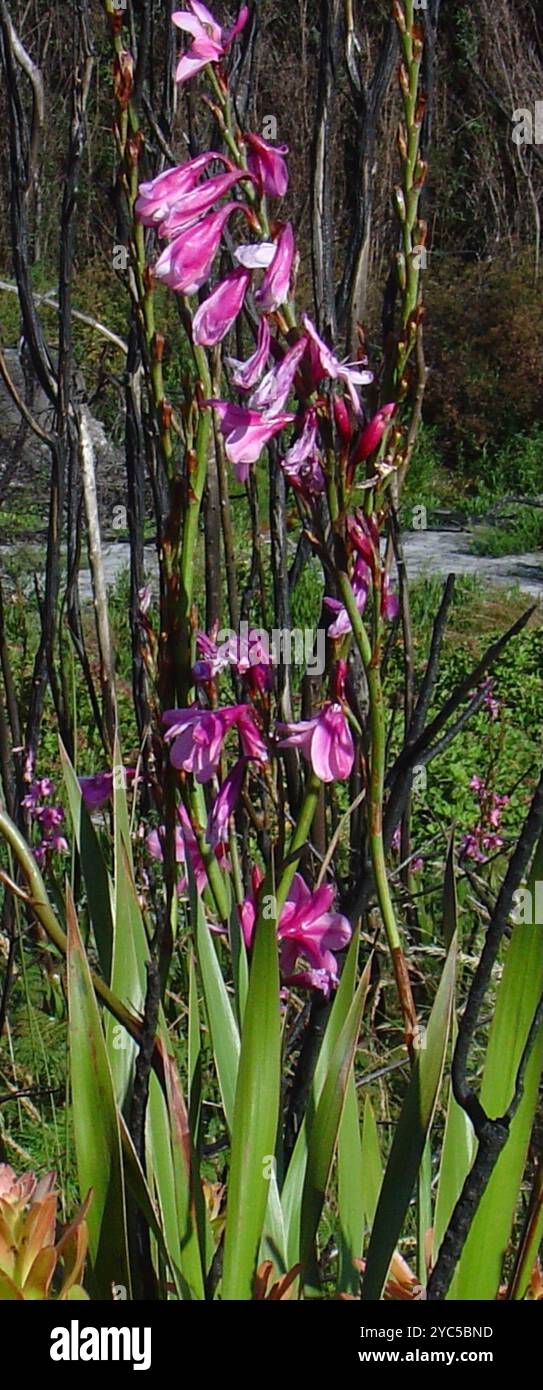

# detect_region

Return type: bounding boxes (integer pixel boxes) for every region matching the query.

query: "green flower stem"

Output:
[228,826,245,907]
[335,566,416,1041]
[369,0,426,489]
[176,338,213,701]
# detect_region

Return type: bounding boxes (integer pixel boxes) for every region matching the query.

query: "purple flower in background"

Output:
[172,2,249,83]
[21,778,54,811]
[34,804,64,832]
[282,451,325,497]
[255,223,295,311]
[147,804,228,895]
[163,707,237,780]
[461,777,510,863]
[244,131,289,198]
[193,627,274,692]
[381,572,399,622]
[480,679,502,721]
[22,777,69,862]
[225,317,271,390]
[193,267,251,346]
[240,869,351,997]
[193,631,232,681]
[79,769,135,812]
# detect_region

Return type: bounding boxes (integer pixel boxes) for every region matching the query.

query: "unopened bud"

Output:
[415,218,428,246]
[153,332,165,363]
[160,400,173,431]
[113,50,134,109]
[413,158,428,188]
[399,62,410,96]
[109,10,123,37]
[333,397,352,447]
[127,130,144,166]
[412,24,425,59]
[415,94,427,127]
[393,187,407,222]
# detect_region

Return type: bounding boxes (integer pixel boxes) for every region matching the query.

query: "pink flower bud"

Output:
[352,403,395,464]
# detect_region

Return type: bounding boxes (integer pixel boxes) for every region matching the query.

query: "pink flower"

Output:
[235,704,270,761]
[163,707,236,781]
[193,630,231,681]
[276,703,355,782]
[135,153,231,226]
[281,411,325,496]
[234,243,277,269]
[193,267,251,345]
[325,556,370,639]
[79,769,135,812]
[147,804,227,895]
[225,317,271,389]
[34,804,64,831]
[255,223,295,311]
[248,336,307,415]
[283,451,325,496]
[207,400,295,480]
[244,131,289,198]
[21,778,70,861]
[282,409,317,464]
[157,170,251,239]
[352,403,395,464]
[206,757,246,848]
[21,778,55,811]
[381,572,399,622]
[172,2,249,83]
[480,679,501,721]
[194,627,274,691]
[154,203,246,295]
[461,779,509,863]
[303,314,373,414]
[240,870,351,996]
[163,704,267,780]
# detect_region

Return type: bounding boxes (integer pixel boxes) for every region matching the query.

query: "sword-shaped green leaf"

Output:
[221,896,281,1299]
[361,935,457,1301]
[451,829,543,1299]
[66,886,131,1299]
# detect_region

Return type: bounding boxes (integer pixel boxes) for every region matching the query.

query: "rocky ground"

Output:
[73,527,543,603]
